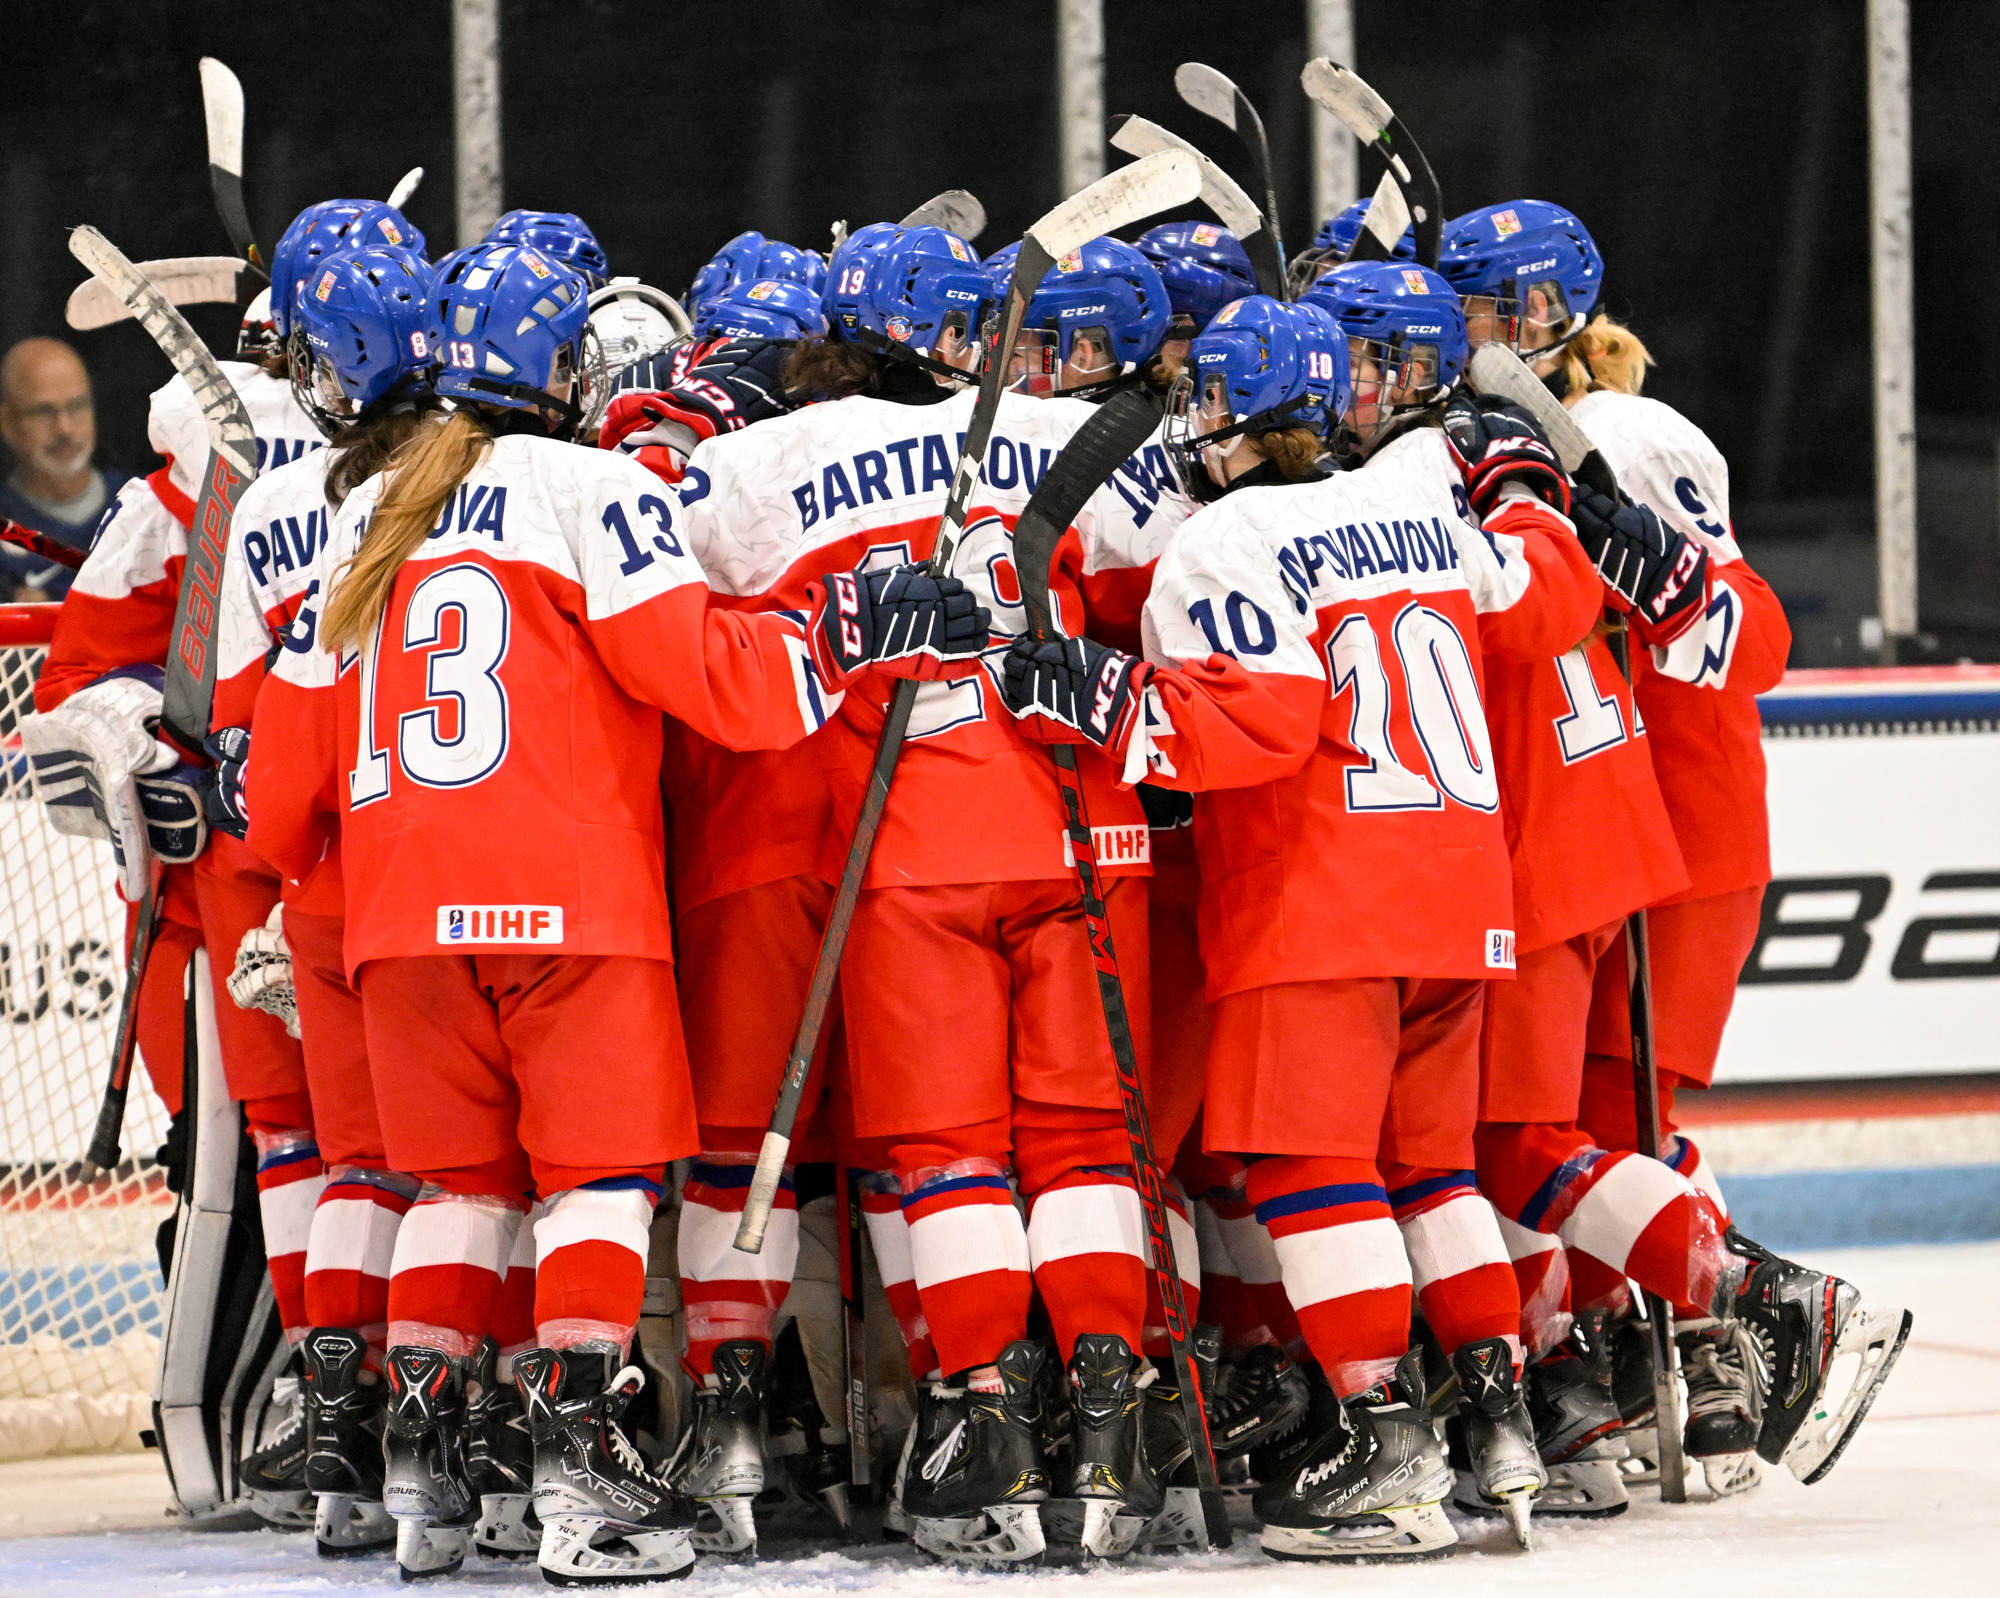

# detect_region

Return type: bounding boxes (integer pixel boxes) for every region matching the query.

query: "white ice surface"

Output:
[2,1241,1994,1598]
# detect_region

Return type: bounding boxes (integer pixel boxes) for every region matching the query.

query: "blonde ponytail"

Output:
[322,408,493,650]
[1557,312,1654,398]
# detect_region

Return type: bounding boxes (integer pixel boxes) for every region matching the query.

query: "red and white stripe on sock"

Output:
[678,1158,796,1374]
[1497,1214,1574,1359]
[859,1175,938,1379]
[303,1165,417,1366]
[492,1200,543,1382]
[1193,1197,1268,1352]
[1386,1167,1523,1370]
[386,1190,525,1358]
[252,1128,327,1347]
[1526,1148,1730,1318]
[902,1161,1030,1377]
[1025,1167,1197,1361]
[1664,1133,1728,1219]
[1249,1157,1412,1399]
[536,1178,659,1355]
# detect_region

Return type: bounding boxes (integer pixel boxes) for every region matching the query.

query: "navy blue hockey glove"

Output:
[1569,488,1710,643]
[1136,782,1193,832]
[200,727,251,841]
[134,766,209,862]
[599,336,796,483]
[1443,392,1572,516]
[1001,634,1154,755]
[808,563,991,687]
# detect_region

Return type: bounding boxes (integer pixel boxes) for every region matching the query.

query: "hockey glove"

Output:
[1000,634,1154,755]
[134,767,208,863]
[599,335,796,484]
[807,563,991,688]
[201,727,251,841]
[228,902,298,1038]
[1443,392,1572,516]
[1570,488,1710,643]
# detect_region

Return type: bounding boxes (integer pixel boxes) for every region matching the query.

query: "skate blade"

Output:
[912,1501,1047,1565]
[818,1481,854,1534]
[1698,1452,1763,1498]
[1783,1302,1913,1486]
[1140,1487,1210,1553]
[245,1486,314,1528]
[1447,1470,1541,1547]
[538,1516,698,1586]
[1616,1424,1660,1484]
[690,1493,757,1557]
[314,1493,397,1556]
[1260,1498,1457,1562]
[1501,1490,1533,1551]
[1079,1497,1146,1560]
[475,1490,541,1557]
[395,1517,472,1580]
[1530,1460,1628,1518]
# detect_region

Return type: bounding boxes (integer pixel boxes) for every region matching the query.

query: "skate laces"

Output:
[1685,1324,1769,1418]
[921,1419,967,1482]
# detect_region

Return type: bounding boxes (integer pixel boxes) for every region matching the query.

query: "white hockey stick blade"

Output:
[1300,58,1412,183]
[1108,115,1264,240]
[65,256,251,331]
[386,166,424,210]
[1467,344,1598,476]
[197,58,245,177]
[899,189,987,240]
[68,228,257,477]
[1174,62,1241,131]
[1028,150,1201,261]
[1363,169,1413,250]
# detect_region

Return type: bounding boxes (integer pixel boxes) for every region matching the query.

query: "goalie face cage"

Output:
[0,604,174,1458]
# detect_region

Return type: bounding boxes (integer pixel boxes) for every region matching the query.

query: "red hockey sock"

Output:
[387,1191,523,1358]
[858,1178,939,1379]
[677,1157,794,1375]
[1384,1165,1521,1368]
[303,1165,417,1367]
[535,1180,658,1355]
[1025,1168,1193,1363]
[252,1128,326,1347]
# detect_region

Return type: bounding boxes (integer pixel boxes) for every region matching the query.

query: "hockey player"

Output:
[1135,219,1260,376]
[1439,200,1912,1494]
[1002,289,1572,1558]
[486,209,611,286]
[1285,196,1415,295]
[243,240,979,1585]
[992,235,1172,399]
[670,223,1196,1564]
[686,230,827,328]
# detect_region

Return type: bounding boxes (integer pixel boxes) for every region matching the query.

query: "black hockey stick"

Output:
[82,862,164,1174]
[198,58,267,278]
[1300,59,1444,270]
[1174,63,1287,285]
[734,150,1203,1251]
[1107,114,1285,299]
[1009,386,1232,1550]
[842,1166,871,1502]
[1467,344,1690,1502]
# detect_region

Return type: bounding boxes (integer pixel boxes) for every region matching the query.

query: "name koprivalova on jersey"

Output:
[436,905,565,944]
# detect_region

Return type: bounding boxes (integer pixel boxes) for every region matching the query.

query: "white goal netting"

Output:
[0,608,174,1458]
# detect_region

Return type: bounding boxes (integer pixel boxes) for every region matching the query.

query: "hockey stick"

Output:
[1107,115,1285,299]
[898,189,987,241]
[66,257,261,332]
[734,150,1203,1253]
[1300,58,1444,270]
[1174,63,1287,285]
[81,862,164,1174]
[69,227,259,753]
[841,1166,871,1502]
[1010,386,1233,1550]
[1,518,86,572]
[198,58,266,277]
[1466,343,1690,1502]
[1341,169,1415,265]
[387,166,425,211]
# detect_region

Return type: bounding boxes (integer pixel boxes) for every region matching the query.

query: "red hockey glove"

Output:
[599,336,798,483]
[1000,635,1153,755]
[1443,391,1572,516]
[806,563,991,689]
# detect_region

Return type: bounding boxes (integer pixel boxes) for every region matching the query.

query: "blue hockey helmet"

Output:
[822,222,902,317]
[695,276,829,342]
[1304,260,1469,450]
[486,209,611,286]
[1437,200,1603,360]
[1135,220,1260,335]
[688,231,827,321]
[1164,296,1347,498]
[428,242,601,436]
[1008,235,1170,396]
[1285,198,1417,297]
[289,246,436,436]
[269,200,427,339]
[827,224,987,378]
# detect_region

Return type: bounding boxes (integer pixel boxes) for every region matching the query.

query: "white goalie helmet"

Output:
[587,277,693,387]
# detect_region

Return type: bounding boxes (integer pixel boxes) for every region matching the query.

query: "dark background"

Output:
[3,0,1994,663]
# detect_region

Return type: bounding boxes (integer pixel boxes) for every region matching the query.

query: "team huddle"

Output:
[22,154,1913,1586]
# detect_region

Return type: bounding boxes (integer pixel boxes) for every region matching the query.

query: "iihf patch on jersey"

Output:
[1485,929,1517,970]
[1061,824,1151,870]
[437,905,565,944]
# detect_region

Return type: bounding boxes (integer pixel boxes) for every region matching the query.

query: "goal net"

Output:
[0,604,173,1459]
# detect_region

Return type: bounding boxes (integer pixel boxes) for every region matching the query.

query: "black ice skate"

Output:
[1208,1344,1311,1462]
[464,1338,540,1557]
[1608,1309,1662,1486]
[512,1344,697,1586]
[300,1328,397,1556]
[382,1344,479,1579]
[899,1339,1051,1566]
[240,1363,313,1529]
[1040,1333,1147,1558]
[1679,1320,1764,1496]
[1443,1336,1545,1548]
[763,1322,853,1533]
[1254,1353,1456,1562]
[663,1339,766,1556]
[1522,1314,1629,1518]
[1711,1226,1912,1484]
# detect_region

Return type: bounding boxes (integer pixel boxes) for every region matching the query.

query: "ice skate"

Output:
[662,1338,765,1556]
[1677,1320,1764,1496]
[1208,1344,1311,1460]
[1446,1336,1544,1548]
[300,1328,398,1556]
[239,1366,313,1528]
[463,1338,540,1557]
[1057,1333,1147,1558]
[764,1324,853,1533]
[899,1339,1051,1566]
[1607,1311,1661,1485]
[512,1344,698,1586]
[1254,1353,1456,1562]
[381,1345,478,1580]
[1712,1225,1912,1484]
[1525,1312,1627,1473]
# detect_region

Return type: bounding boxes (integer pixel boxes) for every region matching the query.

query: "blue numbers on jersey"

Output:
[603,495,682,575]
[1672,476,1728,541]
[1186,592,1276,658]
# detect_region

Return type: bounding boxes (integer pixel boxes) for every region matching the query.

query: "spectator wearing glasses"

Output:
[0,337,129,598]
